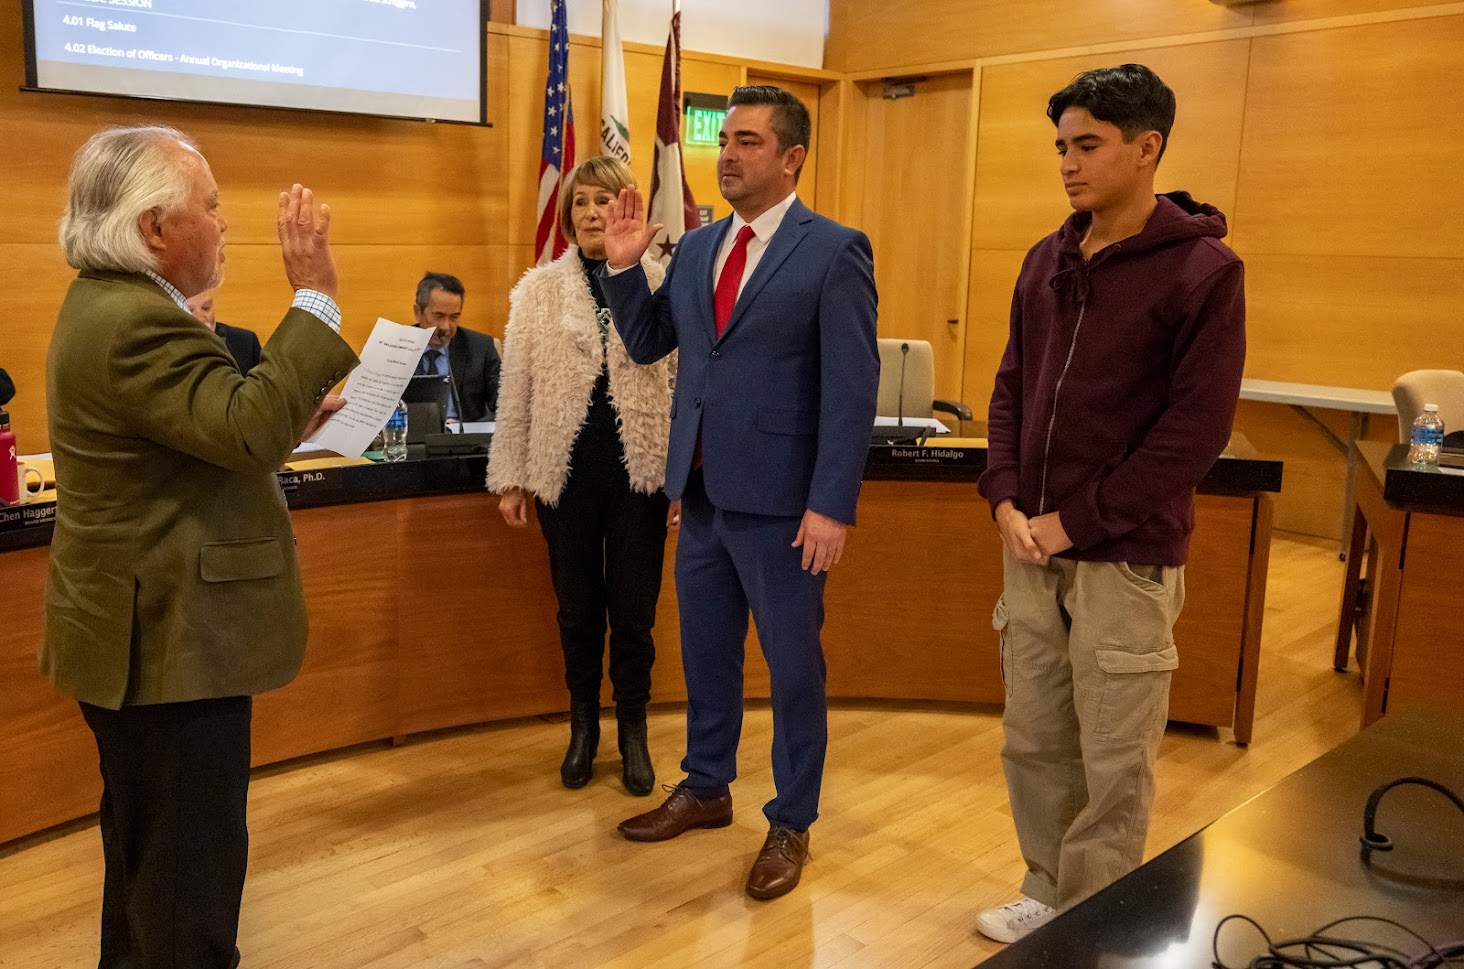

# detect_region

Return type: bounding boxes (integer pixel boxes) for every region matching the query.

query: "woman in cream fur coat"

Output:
[487,157,676,797]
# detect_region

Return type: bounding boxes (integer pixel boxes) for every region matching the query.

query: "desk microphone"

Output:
[898,342,910,428]
[442,344,465,426]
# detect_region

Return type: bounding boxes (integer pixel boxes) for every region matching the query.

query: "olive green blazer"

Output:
[43,271,359,709]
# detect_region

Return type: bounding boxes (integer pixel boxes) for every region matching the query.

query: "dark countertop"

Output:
[1359,440,1464,511]
[0,449,485,553]
[1,440,1284,554]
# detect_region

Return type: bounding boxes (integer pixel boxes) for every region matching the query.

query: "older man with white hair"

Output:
[44,125,358,969]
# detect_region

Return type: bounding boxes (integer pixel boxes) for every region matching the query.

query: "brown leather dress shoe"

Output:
[745,825,810,900]
[617,784,733,842]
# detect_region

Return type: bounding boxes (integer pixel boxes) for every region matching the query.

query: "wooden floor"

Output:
[0,533,1362,969]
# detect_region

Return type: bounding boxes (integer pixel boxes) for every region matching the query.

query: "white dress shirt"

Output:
[712,191,799,300]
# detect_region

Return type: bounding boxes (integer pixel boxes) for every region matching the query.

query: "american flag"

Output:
[647,1,698,264]
[535,0,576,266]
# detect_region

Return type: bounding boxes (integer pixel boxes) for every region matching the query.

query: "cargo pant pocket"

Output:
[992,597,1010,690]
[1093,643,1178,745]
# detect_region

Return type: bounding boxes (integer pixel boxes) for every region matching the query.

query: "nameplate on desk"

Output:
[273,453,491,509]
[279,472,328,485]
[864,444,984,481]
[0,501,57,532]
[275,468,342,500]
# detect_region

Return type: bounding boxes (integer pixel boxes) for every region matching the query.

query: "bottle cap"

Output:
[1424,403,1439,412]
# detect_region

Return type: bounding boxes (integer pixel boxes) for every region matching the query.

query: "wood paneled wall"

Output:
[825,1,1464,537]
[824,0,1464,73]
[0,16,832,452]
[825,0,1253,73]
[840,74,975,396]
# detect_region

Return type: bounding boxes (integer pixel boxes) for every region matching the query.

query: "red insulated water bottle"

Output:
[0,408,18,506]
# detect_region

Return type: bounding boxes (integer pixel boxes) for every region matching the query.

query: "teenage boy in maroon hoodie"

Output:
[975,64,1246,943]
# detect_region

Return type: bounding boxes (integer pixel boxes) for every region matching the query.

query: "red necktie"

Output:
[713,225,756,337]
[694,225,756,471]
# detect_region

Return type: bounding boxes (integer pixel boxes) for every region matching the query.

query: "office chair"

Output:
[875,338,972,428]
[1391,369,1464,443]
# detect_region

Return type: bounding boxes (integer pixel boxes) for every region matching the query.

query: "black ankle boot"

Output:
[561,700,600,789]
[617,707,654,796]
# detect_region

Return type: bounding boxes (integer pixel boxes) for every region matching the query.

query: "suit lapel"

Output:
[698,218,733,344]
[448,329,469,380]
[717,200,811,344]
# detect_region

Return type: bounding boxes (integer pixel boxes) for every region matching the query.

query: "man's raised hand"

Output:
[278,183,337,298]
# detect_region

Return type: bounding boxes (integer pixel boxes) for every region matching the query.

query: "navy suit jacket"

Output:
[602,199,879,524]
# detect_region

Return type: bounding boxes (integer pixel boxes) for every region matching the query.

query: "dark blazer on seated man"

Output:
[215,321,263,375]
[413,271,501,421]
[443,325,500,422]
[0,366,13,405]
[187,288,263,375]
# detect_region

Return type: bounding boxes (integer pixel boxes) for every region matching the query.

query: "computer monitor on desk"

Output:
[402,374,452,413]
[402,374,453,443]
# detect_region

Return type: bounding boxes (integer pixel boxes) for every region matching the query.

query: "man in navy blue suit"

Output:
[601,85,879,900]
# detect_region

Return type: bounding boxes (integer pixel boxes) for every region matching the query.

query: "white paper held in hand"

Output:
[307,318,433,457]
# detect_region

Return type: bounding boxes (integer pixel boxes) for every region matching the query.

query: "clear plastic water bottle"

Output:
[382,401,408,462]
[1408,403,1444,468]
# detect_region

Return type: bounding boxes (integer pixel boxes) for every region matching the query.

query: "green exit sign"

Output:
[684,105,726,146]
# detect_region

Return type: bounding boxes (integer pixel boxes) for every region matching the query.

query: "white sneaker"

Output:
[976,896,1056,943]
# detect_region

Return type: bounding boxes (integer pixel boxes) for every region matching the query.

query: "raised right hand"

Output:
[603,187,663,271]
[996,500,1049,566]
[277,183,338,299]
[498,488,530,528]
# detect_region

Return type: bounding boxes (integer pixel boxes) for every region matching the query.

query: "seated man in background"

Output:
[186,287,262,375]
[0,366,13,405]
[412,271,501,422]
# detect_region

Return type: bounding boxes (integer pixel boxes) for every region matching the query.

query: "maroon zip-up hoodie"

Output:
[979,191,1246,566]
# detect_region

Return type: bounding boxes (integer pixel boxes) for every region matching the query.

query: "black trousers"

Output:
[80,696,252,969]
[536,475,669,710]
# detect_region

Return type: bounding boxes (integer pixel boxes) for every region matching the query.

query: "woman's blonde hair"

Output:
[558,155,636,243]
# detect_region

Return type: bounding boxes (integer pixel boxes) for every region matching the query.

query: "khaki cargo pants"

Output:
[992,548,1184,910]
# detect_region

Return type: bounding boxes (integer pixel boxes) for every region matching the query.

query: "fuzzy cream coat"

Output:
[486,249,672,504]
